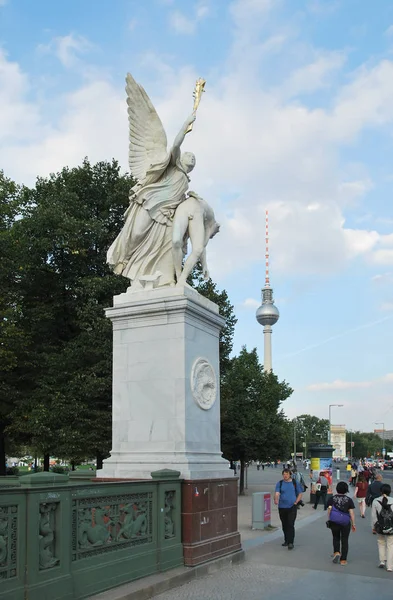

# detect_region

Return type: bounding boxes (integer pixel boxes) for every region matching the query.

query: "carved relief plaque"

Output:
[191,357,217,410]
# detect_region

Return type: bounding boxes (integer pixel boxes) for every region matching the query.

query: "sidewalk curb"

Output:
[88,549,245,600]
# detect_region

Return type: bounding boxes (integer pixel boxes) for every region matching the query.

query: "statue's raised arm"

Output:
[107,73,209,292]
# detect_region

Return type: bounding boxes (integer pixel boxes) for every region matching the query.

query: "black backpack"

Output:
[375,501,393,535]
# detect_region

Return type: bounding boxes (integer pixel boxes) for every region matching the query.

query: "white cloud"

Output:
[283,51,346,96]
[0,0,8,6]
[128,19,138,31]
[381,302,393,311]
[307,373,393,391]
[39,33,93,69]
[241,298,260,309]
[169,2,210,35]
[169,11,196,34]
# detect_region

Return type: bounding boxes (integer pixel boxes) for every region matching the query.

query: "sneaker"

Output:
[282,542,288,547]
[379,562,385,569]
[340,560,347,566]
[332,553,341,564]
[387,569,392,572]
[288,543,294,550]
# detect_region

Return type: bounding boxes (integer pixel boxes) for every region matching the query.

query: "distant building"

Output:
[374,429,393,440]
[331,424,346,458]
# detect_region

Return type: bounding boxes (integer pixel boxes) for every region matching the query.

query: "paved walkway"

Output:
[154,468,393,599]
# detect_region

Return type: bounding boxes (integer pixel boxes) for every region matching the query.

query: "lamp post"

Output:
[328,404,343,445]
[375,422,385,458]
[293,417,304,464]
[349,430,353,460]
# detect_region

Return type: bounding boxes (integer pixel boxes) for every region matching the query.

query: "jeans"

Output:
[377,534,393,570]
[330,522,351,560]
[279,506,297,544]
[314,490,327,510]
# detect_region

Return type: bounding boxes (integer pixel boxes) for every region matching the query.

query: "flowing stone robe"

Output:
[107,156,190,287]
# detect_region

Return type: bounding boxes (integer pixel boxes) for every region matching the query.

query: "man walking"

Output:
[274,468,303,550]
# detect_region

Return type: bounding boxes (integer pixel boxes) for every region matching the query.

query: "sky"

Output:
[0,0,392,434]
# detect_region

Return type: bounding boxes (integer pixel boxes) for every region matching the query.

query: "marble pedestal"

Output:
[97,285,232,481]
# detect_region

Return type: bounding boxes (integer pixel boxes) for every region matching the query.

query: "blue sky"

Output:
[1,0,392,433]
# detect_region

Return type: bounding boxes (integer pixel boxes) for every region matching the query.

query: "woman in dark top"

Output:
[327,481,356,565]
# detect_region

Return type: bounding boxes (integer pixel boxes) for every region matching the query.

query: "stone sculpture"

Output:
[107,73,218,290]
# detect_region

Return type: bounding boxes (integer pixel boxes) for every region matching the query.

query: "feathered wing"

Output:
[126,73,168,182]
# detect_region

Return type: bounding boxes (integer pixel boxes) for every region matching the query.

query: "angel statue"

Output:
[107,73,208,290]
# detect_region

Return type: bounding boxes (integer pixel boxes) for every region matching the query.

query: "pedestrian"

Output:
[350,464,358,487]
[354,473,368,518]
[274,468,303,550]
[313,471,329,510]
[371,483,393,571]
[366,474,384,509]
[346,462,352,481]
[327,481,356,566]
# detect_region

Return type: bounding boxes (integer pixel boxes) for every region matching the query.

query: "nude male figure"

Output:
[172,191,220,286]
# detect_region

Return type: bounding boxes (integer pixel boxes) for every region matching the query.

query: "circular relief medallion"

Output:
[191,358,217,410]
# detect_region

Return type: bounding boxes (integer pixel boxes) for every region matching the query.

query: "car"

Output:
[383,461,393,470]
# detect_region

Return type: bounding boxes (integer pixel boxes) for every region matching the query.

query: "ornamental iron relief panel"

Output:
[39,503,60,570]
[164,491,176,539]
[71,492,153,561]
[0,505,17,580]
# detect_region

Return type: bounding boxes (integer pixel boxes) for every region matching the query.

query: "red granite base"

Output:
[181,478,242,566]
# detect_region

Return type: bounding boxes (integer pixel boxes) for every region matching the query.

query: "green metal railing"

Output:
[0,469,183,600]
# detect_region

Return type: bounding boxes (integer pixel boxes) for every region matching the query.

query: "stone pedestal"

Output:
[97,285,232,481]
[182,478,241,566]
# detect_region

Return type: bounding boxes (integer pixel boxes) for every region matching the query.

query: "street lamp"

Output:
[293,417,305,464]
[348,429,353,460]
[328,404,343,445]
[375,422,385,458]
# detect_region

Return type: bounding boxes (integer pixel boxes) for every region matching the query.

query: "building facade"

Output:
[330,424,346,459]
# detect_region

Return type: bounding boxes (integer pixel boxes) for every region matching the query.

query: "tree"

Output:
[221,347,293,494]
[0,171,28,475]
[292,414,330,455]
[7,159,132,468]
[348,431,391,459]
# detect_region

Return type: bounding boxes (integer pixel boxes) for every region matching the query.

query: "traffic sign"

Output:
[302,442,306,447]
[351,442,354,447]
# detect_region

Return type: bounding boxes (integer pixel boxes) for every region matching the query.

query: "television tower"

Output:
[256,210,280,371]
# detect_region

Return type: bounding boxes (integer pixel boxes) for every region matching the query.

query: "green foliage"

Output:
[5,159,133,467]
[220,346,292,492]
[292,414,330,451]
[348,431,391,459]
[51,465,68,474]
[6,466,19,476]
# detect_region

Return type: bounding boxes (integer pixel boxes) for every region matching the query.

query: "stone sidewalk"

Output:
[91,473,393,599]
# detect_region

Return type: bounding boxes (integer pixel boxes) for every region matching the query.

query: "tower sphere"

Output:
[256,303,280,326]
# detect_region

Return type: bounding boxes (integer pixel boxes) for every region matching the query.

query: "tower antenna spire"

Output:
[256,209,279,372]
[265,210,270,288]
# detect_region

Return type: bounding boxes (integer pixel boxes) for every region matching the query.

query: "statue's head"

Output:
[181,152,196,173]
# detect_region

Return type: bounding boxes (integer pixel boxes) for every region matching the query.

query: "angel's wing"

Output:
[126,73,168,182]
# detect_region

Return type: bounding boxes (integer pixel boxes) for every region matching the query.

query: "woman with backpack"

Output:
[371,483,393,571]
[327,481,356,565]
